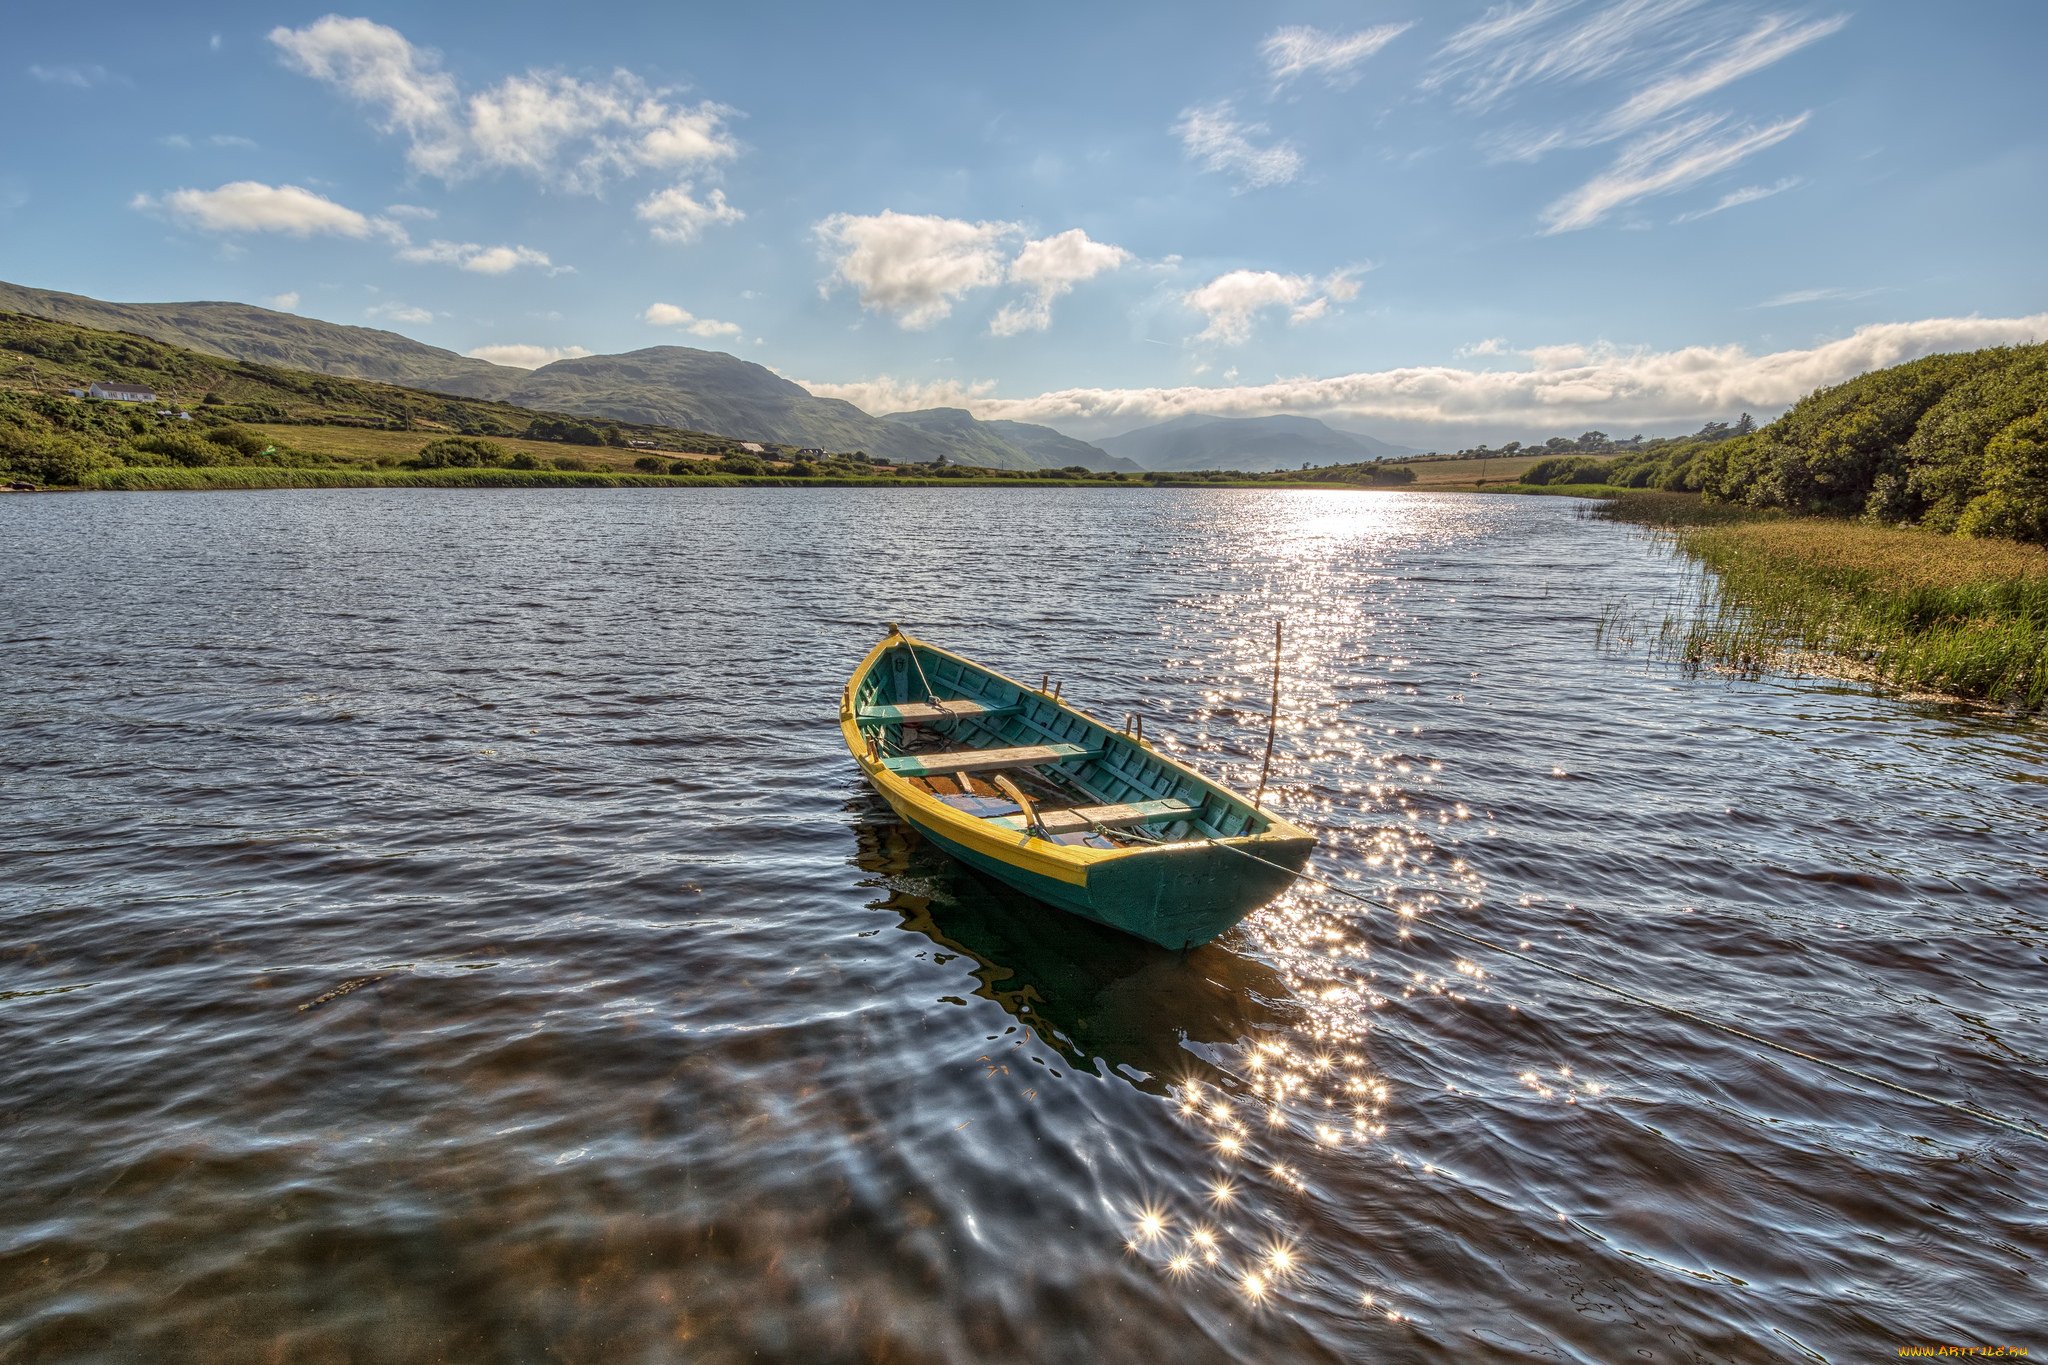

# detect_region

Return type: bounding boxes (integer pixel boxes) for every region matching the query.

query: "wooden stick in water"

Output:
[1254,619,1281,810]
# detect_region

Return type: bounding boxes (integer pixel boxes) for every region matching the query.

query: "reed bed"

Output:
[1599,492,2048,709]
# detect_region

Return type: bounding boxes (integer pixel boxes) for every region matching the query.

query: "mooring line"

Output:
[1189,835,2048,1145]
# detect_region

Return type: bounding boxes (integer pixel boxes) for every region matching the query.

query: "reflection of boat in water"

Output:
[849,797,1302,1089]
[841,627,1313,949]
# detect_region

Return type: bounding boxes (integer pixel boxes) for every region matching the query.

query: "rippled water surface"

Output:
[4,488,2044,1362]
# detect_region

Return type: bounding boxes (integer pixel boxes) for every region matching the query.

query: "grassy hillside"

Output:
[0,312,1206,490]
[880,407,1043,469]
[0,281,519,394]
[0,280,1057,469]
[980,419,1137,473]
[494,347,965,463]
[0,312,789,486]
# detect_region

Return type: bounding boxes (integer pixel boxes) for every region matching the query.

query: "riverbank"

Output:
[1599,491,2048,710]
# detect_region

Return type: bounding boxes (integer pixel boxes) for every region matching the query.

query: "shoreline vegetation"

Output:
[1597,492,2047,711]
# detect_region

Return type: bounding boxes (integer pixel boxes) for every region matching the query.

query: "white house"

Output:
[88,381,156,403]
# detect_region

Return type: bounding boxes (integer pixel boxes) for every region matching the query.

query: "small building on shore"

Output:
[88,381,157,403]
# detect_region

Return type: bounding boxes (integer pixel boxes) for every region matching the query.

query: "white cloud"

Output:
[814,211,1017,329]
[858,313,2048,434]
[465,343,592,368]
[799,374,1001,416]
[269,16,740,193]
[139,181,407,241]
[384,203,437,220]
[1173,102,1304,190]
[643,302,742,338]
[210,133,258,148]
[637,183,744,243]
[991,229,1131,336]
[1262,23,1412,87]
[28,63,116,88]
[267,291,301,310]
[1541,111,1809,233]
[1183,267,1359,344]
[398,239,563,274]
[268,17,463,175]
[1670,175,1802,222]
[1457,336,1511,357]
[159,133,194,150]
[210,34,222,52]
[366,301,435,325]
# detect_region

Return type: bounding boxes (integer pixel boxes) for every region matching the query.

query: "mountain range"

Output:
[0,280,1414,472]
[1098,414,1419,473]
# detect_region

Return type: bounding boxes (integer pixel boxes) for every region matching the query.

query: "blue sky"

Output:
[4,0,2044,443]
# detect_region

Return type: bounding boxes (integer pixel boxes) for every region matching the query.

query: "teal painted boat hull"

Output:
[905,809,1312,949]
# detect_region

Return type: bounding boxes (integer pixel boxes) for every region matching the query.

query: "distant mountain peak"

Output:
[1099,412,1418,472]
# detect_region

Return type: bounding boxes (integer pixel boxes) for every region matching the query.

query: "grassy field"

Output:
[1599,491,2048,709]
[1400,454,1559,488]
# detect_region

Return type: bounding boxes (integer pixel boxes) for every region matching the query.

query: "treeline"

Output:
[1531,345,2048,543]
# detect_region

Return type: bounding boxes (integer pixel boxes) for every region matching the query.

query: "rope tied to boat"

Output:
[1121,826,2048,1146]
[892,624,943,709]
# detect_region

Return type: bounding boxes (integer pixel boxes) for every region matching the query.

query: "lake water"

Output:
[3,488,2043,1362]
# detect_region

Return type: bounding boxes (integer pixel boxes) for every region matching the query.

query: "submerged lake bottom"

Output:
[2,487,2043,1362]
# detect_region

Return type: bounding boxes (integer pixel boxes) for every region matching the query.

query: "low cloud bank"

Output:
[807,313,2048,442]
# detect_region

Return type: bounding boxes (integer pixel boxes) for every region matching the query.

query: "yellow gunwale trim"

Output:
[840,628,1311,888]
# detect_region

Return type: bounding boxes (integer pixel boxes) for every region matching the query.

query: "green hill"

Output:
[1590,343,2048,543]
[0,281,517,395]
[881,408,1139,472]
[498,347,958,464]
[0,311,768,485]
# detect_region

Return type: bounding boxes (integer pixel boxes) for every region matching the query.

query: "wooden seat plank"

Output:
[859,698,1017,724]
[882,743,1098,778]
[989,798,1200,834]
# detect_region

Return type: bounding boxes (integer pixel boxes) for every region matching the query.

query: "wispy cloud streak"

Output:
[1262,24,1413,87]
[1670,175,1801,222]
[1541,112,1808,232]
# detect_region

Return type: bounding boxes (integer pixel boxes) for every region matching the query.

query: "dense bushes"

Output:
[413,436,509,468]
[1595,345,2048,543]
[1521,455,1615,486]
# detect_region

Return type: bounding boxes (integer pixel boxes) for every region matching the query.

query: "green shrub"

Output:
[632,455,667,473]
[130,431,221,467]
[552,455,590,471]
[1523,455,1614,485]
[202,424,270,458]
[0,431,99,485]
[415,436,509,468]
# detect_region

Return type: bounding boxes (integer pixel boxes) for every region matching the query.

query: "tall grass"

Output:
[1599,492,2048,708]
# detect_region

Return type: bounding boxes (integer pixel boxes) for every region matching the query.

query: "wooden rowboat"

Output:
[841,627,1314,949]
